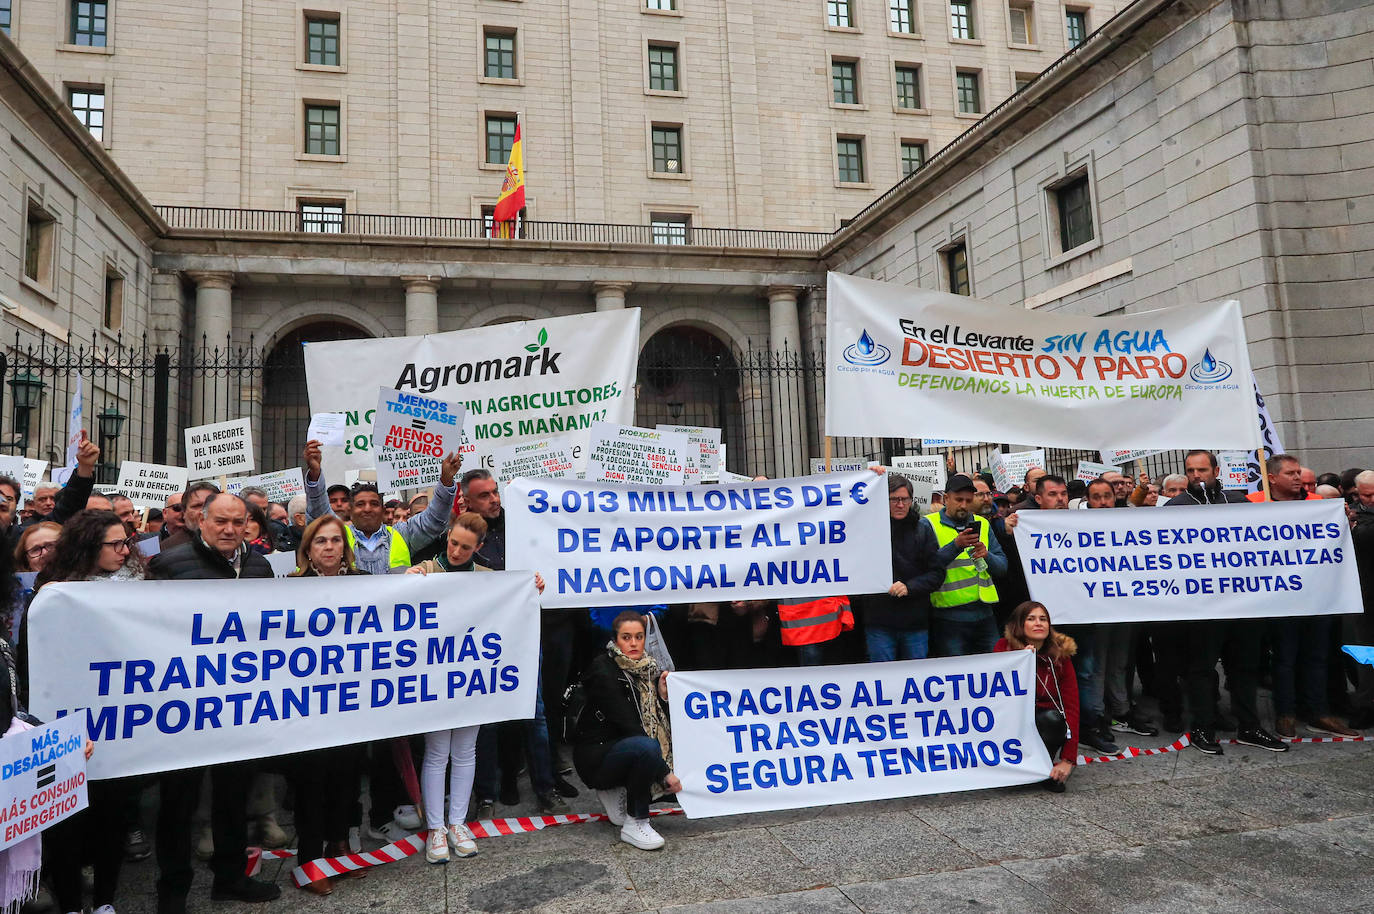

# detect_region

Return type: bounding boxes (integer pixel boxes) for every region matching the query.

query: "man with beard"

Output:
[924,475,1008,657]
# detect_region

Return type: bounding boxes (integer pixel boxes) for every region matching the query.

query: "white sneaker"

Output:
[596,787,627,827]
[347,825,361,853]
[366,820,412,843]
[447,823,478,858]
[393,804,423,830]
[93,907,116,914]
[618,817,664,851]
[425,828,449,864]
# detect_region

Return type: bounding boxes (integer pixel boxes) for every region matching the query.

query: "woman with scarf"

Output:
[574,611,681,851]
[286,515,367,895]
[995,600,1079,792]
[31,510,140,914]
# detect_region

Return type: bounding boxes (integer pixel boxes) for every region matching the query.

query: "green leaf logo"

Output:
[525,327,548,352]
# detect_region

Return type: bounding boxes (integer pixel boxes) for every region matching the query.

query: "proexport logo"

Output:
[843,329,891,366]
[1188,347,1233,384]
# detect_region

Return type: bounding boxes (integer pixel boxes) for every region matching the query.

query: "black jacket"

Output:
[851,514,945,631]
[150,535,274,580]
[572,652,668,781]
[1353,505,1374,615]
[474,510,506,571]
[1164,481,1248,507]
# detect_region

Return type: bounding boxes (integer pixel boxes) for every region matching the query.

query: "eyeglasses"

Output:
[102,537,136,552]
[888,497,913,506]
[25,543,55,558]
[165,503,183,512]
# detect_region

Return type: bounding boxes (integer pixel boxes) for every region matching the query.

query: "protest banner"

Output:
[1014,500,1362,624]
[21,459,47,502]
[306,413,347,446]
[890,455,947,504]
[810,459,869,475]
[226,468,307,504]
[0,717,88,850]
[667,651,1051,817]
[1075,460,1122,483]
[117,462,191,508]
[0,456,25,503]
[371,387,466,491]
[1100,449,1163,466]
[990,449,1045,492]
[505,471,890,608]
[304,310,640,476]
[493,435,577,486]
[27,572,541,778]
[825,273,1258,450]
[586,423,688,486]
[1217,451,1252,490]
[184,418,254,480]
[657,425,722,481]
[923,439,977,448]
[64,376,83,470]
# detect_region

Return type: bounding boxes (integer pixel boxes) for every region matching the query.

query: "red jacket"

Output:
[995,637,1079,763]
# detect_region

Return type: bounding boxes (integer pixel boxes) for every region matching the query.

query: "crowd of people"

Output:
[1,431,1372,914]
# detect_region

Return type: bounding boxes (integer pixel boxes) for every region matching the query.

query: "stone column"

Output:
[593,281,632,311]
[186,271,234,428]
[767,285,808,477]
[402,276,440,336]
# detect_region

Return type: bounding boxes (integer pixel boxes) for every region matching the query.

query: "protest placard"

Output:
[505,471,890,608]
[306,413,347,447]
[0,456,25,503]
[890,455,947,504]
[304,310,639,474]
[1014,500,1362,624]
[667,651,1050,817]
[493,436,577,486]
[585,423,688,486]
[657,425,722,481]
[27,572,541,778]
[64,376,83,470]
[826,273,1259,450]
[1218,451,1252,489]
[809,459,869,475]
[990,449,1045,492]
[1075,460,1122,483]
[184,418,254,480]
[371,387,466,491]
[21,459,47,502]
[0,717,88,850]
[117,462,191,508]
[265,552,298,577]
[226,468,306,504]
[1100,449,1163,465]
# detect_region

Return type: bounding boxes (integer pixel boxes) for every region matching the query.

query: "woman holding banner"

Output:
[31,510,143,914]
[995,601,1079,792]
[287,516,368,894]
[574,611,681,851]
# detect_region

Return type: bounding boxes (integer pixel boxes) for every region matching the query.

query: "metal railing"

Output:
[155,206,833,252]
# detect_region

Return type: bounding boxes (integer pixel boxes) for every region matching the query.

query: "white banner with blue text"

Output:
[1015,500,1361,624]
[667,651,1052,817]
[505,471,891,608]
[0,717,89,851]
[26,573,541,779]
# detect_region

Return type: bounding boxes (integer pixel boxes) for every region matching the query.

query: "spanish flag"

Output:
[490,117,524,239]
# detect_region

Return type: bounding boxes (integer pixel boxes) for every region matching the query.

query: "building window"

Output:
[648,44,679,92]
[651,125,683,173]
[894,65,921,109]
[304,104,341,155]
[826,0,852,28]
[955,70,981,113]
[482,204,527,237]
[949,0,975,39]
[299,201,345,233]
[946,243,970,295]
[651,214,691,245]
[836,137,865,183]
[646,0,677,9]
[1,1,12,35]
[1055,173,1094,250]
[71,0,107,46]
[305,15,340,66]
[889,0,916,33]
[832,60,858,105]
[1066,9,1087,47]
[103,270,123,330]
[901,140,927,176]
[1008,3,1032,44]
[486,114,517,164]
[23,202,55,288]
[68,87,105,142]
[1015,72,1035,91]
[484,30,516,79]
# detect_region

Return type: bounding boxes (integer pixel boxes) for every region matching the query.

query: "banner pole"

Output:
[824,436,832,472]
[1257,448,1272,502]
[946,447,954,476]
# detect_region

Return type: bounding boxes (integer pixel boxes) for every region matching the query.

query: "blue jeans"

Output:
[584,736,668,819]
[1062,625,1103,726]
[475,666,554,800]
[930,615,997,658]
[865,627,928,663]
[797,642,829,666]
[1271,616,1330,719]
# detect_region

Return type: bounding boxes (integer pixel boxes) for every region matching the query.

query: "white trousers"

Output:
[422,726,480,830]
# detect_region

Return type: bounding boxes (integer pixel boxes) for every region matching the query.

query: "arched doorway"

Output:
[634,326,745,475]
[261,321,369,472]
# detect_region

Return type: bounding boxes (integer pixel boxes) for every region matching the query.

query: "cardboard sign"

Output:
[494,436,577,486]
[117,462,190,508]
[585,423,688,486]
[0,718,88,850]
[809,459,869,475]
[226,468,306,504]
[990,449,1046,492]
[890,455,947,505]
[1075,460,1123,483]
[306,413,347,447]
[184,418,254,480]
[657,425,722,481]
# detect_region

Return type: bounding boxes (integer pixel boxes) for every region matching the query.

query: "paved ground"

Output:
[104,731,1374,914]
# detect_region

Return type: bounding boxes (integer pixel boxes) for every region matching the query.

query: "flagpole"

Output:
[1257,448,1272,502]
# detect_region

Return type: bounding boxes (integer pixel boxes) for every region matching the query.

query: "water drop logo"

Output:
[1188,346,1233,383]
[843,329,891,366]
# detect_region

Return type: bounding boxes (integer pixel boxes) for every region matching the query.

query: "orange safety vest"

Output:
[777,596,854,646]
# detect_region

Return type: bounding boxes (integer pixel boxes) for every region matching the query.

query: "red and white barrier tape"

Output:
[1076,734,1191,766]
[247,808,686,886]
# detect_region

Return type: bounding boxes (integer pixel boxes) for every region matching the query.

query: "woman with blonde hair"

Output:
[995,601,1079,792]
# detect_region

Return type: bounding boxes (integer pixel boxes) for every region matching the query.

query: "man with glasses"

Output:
[852,472,943,663]
[149,493,276,912]
[157,493,185,541]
